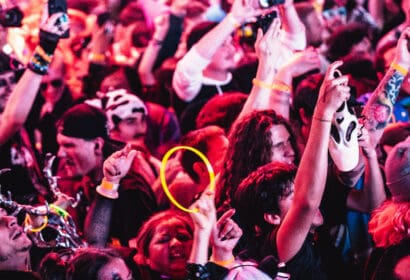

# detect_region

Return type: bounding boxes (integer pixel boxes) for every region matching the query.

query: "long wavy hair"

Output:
[216,110,299,211]
[368,200,410,248]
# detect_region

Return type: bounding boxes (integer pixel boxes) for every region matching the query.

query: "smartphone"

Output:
[48,0,69,38]
[258,0,285,9]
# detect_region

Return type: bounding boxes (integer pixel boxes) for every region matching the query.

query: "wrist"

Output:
[39,30,59,54]
[226,13,241,28]
[28,46,53,75]
[88,52,107,64]
[96,178,120,199]
[210,254,235,267]
[312,110,333,122]
[390,61,409,76]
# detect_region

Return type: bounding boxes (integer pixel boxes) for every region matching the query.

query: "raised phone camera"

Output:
[48,0,69,38]
[259,0,285,9]
[0,6,23,27]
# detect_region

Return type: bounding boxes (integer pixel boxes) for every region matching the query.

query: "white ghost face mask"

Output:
[329,101,359,171]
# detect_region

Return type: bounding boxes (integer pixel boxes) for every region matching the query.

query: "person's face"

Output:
[205,134,229,175]
[56,133,100,178]
[373,104,391,124]
[40,66,65,104]
[208,36,237,72]
[277,186,323,227]
[0,216,32,261]
[350,37,373,59]
[114,113,147,143]
[147,218,192,279]
[270,124,295,164]
[40,74,65,105]
[0,71,17,113]
[98,257,133,280]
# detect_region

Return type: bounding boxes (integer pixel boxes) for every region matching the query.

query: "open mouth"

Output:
[12,230,23,240]
[169,248,186,260]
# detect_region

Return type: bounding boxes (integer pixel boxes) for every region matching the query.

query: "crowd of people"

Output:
[0,0,409,279]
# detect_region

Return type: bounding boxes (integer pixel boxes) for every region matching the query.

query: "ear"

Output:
[94,137,104,155]
[192,162,207,179]
[299,108,311,125]
[264,212,281,225]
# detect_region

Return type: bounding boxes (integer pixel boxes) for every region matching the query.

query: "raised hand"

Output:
[189,189,217,235]
[314,61,351,121]
[392,26,410,69]
[103,144,137,184]
[210,208,242,264]
[152,13,171,42]
[254,17,282,69]
[230,0,264,24]
[285,47,321,77]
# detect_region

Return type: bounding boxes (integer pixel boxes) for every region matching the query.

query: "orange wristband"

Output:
[96,178,119,199]
[391,62,408,76]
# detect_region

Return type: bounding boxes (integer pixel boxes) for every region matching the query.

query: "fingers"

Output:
[217,209,236,227]
[325,61,344,81]
[219,219,242,240]
[264,17,281,39]
[255,28,263,47]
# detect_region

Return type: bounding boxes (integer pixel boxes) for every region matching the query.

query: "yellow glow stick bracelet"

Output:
[160,145,216,213]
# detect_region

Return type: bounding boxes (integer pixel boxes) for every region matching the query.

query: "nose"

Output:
[0,215,17,228]
[169,236,182,247]
[284,141,295,157]
[57,147,66,158]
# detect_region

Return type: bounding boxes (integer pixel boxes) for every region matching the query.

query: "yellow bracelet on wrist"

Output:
[210,255,235,267]
[88,52,106,63]
[252,78,292,92]
[391,62,409,76]
[96,178,119,199]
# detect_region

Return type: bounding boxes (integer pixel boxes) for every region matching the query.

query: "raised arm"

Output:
[0,6,68,145]
[172,0,262,102]
[84,145,136,247]
[362,27,410,147]
[347,127,386,212]
[278,0,306,38]
[277,61,351,262]
[188,189,217,265]
[238,18,282,119]
[138,13,171,86]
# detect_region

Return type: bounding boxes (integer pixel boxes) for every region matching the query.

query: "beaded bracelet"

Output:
[28,54,50,75]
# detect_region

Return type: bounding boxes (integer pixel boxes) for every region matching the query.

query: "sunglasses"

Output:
[0,72,16,88]
[40,79,64,91]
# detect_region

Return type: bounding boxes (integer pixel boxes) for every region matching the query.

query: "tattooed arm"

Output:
[361,27,410,146]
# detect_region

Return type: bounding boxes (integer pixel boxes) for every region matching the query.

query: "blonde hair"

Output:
[368,200,410,248]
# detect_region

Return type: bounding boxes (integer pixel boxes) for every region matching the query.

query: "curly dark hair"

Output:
[233,162,296,236]
[216,110,298,211]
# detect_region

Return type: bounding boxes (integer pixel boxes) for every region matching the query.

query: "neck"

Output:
[88,161,104,183]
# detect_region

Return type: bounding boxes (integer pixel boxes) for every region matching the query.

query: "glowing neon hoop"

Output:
[160,145,215,213]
